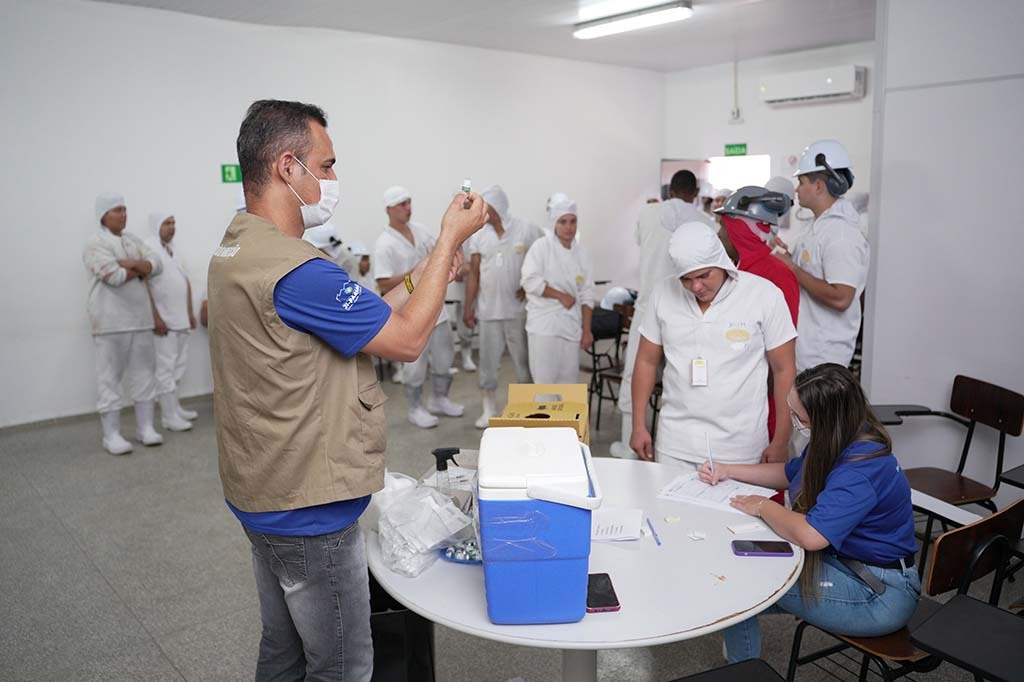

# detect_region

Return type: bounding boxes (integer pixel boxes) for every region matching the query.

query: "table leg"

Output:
[561,649,597,682]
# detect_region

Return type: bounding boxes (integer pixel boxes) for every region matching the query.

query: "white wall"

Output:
[664,42,875,187]
[0,0,663,427]
[864,0,1024,505]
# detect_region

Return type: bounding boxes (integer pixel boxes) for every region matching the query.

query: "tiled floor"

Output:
[0,357,1012,681]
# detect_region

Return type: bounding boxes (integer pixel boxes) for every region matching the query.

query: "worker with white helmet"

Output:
[464,185,544,427]
[630,222,797,467]
[373,186,464,428]
[775,139,869,371]
[145,211,198,433]
[608,170,716,460]
[83,193,165,454]
[303,222,362,276]
[520,195,595,384]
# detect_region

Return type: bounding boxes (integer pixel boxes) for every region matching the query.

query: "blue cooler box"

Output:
[477,427,603,625]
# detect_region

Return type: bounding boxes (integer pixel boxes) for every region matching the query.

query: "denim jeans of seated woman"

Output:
[245,522,374,682]
[723,554,921,664]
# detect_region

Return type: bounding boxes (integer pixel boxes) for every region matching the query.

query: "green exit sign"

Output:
[724,143,747,156]
[221,164,242,183]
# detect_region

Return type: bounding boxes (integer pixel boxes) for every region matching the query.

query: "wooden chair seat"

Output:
[831,597,942,662]
[904,467,995,505]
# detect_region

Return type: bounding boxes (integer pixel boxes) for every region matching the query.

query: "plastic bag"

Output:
[379,485,474,577]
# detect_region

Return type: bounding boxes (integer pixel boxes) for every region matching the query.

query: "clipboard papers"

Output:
[657,472,775,515]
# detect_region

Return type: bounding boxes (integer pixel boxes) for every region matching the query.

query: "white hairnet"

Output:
[480,185,510,225]
[382,185,411,208]
[546,192,570,224]
[548,196,577,231]
[669,221,738,279]
[95,192,125,225]
[235,187,247,213]
[698,181,714,199]
[765,176,795,200]
[349,240,370,257]
[713,187,732,200]
[148,211,174,239]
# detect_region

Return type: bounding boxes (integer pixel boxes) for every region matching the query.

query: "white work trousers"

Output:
[154,330,190,396]
[452,302,473,350]
[93,331,157,413]
[404,323,455,389]
[528,334,581,385]
[479,316,531,391]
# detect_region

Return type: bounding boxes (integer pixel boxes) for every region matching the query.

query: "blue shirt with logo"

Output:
[785,440,918,564]
[228,257,392,537]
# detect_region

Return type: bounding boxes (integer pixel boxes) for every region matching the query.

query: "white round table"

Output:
[367,457,803,682]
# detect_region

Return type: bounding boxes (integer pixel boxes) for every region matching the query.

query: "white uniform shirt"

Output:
[466,216,543,321]
[521,234,595,342]
[373,222,448,325]
[147,240,191,331]
[635,199,716,313]
[83,228,162,335]
[792,198,869,370]
[640,272,797,465]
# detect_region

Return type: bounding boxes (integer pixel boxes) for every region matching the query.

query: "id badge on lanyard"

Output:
[691,357,708,387]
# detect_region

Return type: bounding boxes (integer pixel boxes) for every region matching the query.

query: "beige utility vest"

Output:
[208,212,388,512]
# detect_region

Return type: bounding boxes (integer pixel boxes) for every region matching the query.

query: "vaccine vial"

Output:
[462,178,472,208]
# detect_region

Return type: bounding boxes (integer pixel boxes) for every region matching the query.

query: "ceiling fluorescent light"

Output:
[573,1,693,40]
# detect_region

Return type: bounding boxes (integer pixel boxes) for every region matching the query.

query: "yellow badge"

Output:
[576,275,585,284]
[515,245,526,253]
[725,328,751,344]
[801,249,811,264]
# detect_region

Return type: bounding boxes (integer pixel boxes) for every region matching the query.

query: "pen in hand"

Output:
[705,432,716,485]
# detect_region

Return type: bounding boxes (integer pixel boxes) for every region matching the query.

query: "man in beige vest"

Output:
[208,100,487,682]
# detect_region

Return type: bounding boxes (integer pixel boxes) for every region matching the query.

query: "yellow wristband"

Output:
[404,274,415,294]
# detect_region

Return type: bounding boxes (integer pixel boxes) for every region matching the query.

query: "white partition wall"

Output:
[0,0,663,427]
[864,0,1024,504]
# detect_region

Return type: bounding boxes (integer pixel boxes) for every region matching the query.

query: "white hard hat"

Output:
[764,176,795,200]
[794,139,852,176]
[698,181,714,200]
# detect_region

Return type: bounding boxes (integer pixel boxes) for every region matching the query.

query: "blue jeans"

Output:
[723,554,921,664]
[245,522,374,682]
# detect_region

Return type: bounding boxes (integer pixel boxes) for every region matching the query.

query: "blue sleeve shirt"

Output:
[228,257,392,537]
[785,440,918,564]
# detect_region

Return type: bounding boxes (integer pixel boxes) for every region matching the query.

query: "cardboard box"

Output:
[487,383,590,444]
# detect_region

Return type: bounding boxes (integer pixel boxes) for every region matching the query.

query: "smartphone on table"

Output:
[731,540,794,557]
[586,572,620,613]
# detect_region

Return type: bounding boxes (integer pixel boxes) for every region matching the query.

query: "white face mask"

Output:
[286,156,340,229]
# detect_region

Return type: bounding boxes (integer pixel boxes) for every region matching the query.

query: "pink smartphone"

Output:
[586,573,621,613]
[731,540,794,557]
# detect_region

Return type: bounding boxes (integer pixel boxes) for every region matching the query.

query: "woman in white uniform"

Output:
[146,211,198,432]
[520,196,595,384]
[83,193,164,454]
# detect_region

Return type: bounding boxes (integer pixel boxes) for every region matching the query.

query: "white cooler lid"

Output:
[478,427,589,498]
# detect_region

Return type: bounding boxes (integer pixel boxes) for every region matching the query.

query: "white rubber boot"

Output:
[406,386,439,429]
[427,375,464,417]
[159,393,193,432]
[461,347,477,372]
[134,400,164,446]
[100,411,133,456]
[474,389,498,429]
[174,392,198,420]
[608,413,638,459]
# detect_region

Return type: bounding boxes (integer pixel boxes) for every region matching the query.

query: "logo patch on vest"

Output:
[336,281,363,311]
[213,245,240,258]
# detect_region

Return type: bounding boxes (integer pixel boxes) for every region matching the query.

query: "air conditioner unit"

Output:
[759,65,867,105]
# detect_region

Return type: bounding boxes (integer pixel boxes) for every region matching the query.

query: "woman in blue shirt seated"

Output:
[698,363,920,663]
